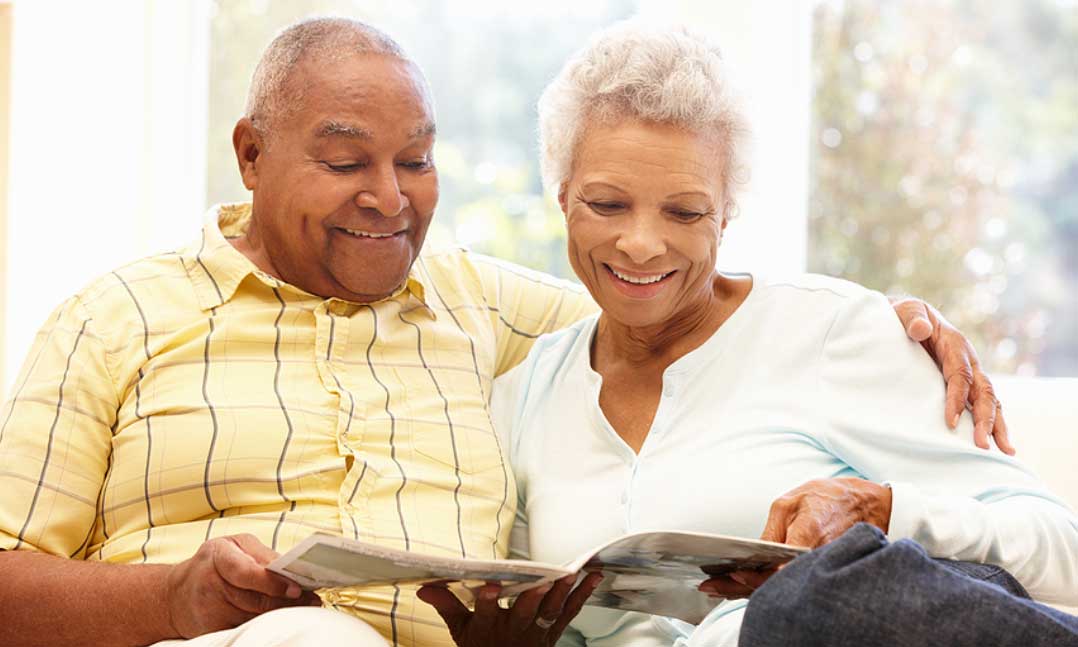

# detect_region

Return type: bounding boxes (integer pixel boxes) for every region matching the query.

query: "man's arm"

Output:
[0,298,312,646]
[0,535,314,647]
[0,551,172,647]
[467,253,598,377]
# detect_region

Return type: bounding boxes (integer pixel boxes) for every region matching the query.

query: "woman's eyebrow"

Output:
[579,181,627,193]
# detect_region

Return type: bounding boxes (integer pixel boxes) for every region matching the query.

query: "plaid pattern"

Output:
[0,203,594,646]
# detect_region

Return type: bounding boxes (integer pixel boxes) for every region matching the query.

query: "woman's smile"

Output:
[603,263,678,299]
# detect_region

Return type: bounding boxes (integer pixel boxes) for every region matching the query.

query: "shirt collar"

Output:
[181,203,433,315]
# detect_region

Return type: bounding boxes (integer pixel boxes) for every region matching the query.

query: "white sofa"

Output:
[992,376,1078,614]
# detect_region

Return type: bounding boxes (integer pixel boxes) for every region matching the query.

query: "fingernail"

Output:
[729,573,748,586]
[951,413,960,428]
[286,583,301,599]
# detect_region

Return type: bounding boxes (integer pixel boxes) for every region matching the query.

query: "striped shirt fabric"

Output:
[0,203,595,646]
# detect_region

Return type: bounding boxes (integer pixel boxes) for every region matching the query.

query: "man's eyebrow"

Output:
[409,122,437,139]
[315,121,373,139]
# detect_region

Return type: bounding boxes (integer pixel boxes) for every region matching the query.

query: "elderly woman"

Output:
[418,21,1078,647]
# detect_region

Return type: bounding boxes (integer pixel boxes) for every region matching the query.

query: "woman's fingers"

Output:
[549,572,603,638]
[534,575,576,625]
[416,585,472,636]
[505,584,550,634]
[471,583,502,636]
[698,575,755,598]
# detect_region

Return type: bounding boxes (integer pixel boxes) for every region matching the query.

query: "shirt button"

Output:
[662,383,675,398]
[620,492,629,504]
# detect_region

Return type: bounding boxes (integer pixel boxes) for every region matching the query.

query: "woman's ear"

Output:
[557,181,570,217]
[233,117,264,191]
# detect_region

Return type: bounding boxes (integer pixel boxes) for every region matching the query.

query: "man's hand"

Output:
[165,534,318,639]
[890,297,1014,455]
[417,573,602,647]
[699,478,890,599]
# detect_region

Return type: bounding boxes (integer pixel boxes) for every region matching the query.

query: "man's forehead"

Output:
[296,55,436,140]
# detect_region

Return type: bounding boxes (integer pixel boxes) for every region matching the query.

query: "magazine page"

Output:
[568,530,807,624]
[268,533,569,591]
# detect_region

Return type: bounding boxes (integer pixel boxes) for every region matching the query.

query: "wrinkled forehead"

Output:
[572,118,726,188]
[289,54,436,137]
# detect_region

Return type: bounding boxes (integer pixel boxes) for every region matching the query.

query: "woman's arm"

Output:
[817,289,1077,603]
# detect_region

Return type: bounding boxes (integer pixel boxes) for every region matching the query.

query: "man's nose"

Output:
[355,165,410,216]
[614,213,667,264]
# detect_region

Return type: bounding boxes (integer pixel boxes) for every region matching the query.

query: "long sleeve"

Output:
[817,289,1078,604]
[0,296,119,558]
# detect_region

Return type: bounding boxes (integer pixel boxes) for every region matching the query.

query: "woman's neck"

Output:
[593,273,751,371]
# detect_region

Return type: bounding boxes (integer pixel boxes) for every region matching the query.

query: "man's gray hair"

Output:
[537,21,750,214]
[245,17,410,134]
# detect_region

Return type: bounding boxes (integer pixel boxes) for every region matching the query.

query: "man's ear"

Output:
[233,117,264,191]
[557,182,569,216]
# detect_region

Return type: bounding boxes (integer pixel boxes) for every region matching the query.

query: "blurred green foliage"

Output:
[809,0,1078,375]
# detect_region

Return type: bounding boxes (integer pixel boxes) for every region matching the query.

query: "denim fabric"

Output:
[738,523,1078,647]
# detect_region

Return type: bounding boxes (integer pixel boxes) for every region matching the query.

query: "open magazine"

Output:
[268,531,807,624]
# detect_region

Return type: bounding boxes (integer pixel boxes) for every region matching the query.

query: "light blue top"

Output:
[491,274,1078,647]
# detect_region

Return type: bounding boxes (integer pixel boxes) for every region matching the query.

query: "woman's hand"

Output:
[417,573,603,647]
[889,296,1013,455]
[698,478,891,599]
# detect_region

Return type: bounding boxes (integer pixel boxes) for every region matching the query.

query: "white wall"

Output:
[3,0,211,387]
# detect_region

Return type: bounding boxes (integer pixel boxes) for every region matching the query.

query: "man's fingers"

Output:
[944,368,973,430]
[892,298,934,342]
[228,533,281,566]
[992,406,1015,455]
[213,539,300,600]
[223,582,307,615]
[968,374,1015,454]
[549,572,603,638]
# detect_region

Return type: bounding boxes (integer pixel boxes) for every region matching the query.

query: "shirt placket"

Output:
[313,299,370,539]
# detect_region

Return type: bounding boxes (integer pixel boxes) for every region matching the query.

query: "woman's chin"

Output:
[598,300,676,330]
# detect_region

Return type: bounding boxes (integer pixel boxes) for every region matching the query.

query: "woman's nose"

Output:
[355,166,409,216]
[614,215,667,264]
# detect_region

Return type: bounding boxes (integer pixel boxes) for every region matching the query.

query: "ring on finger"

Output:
[535,616,557,630]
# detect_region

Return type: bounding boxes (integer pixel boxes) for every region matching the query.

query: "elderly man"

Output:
[0,17,1008,647]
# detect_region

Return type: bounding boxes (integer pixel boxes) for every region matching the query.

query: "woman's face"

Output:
[560,118,728,329]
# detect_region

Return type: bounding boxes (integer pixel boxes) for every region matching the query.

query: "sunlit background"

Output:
[1,0,1076,389]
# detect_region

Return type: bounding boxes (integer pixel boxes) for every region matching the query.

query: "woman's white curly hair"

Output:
[538,20,750,215]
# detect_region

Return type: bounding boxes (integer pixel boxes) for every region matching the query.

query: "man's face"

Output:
[237,54,439,302]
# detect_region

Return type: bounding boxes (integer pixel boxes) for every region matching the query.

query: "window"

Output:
[808,0,1078,376]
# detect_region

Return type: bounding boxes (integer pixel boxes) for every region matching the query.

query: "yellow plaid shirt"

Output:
[0,203,595,646]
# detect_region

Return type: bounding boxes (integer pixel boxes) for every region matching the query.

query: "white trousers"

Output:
[150,606,389,647]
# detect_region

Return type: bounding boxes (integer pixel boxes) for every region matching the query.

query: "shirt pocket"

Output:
[413,415,506,475]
